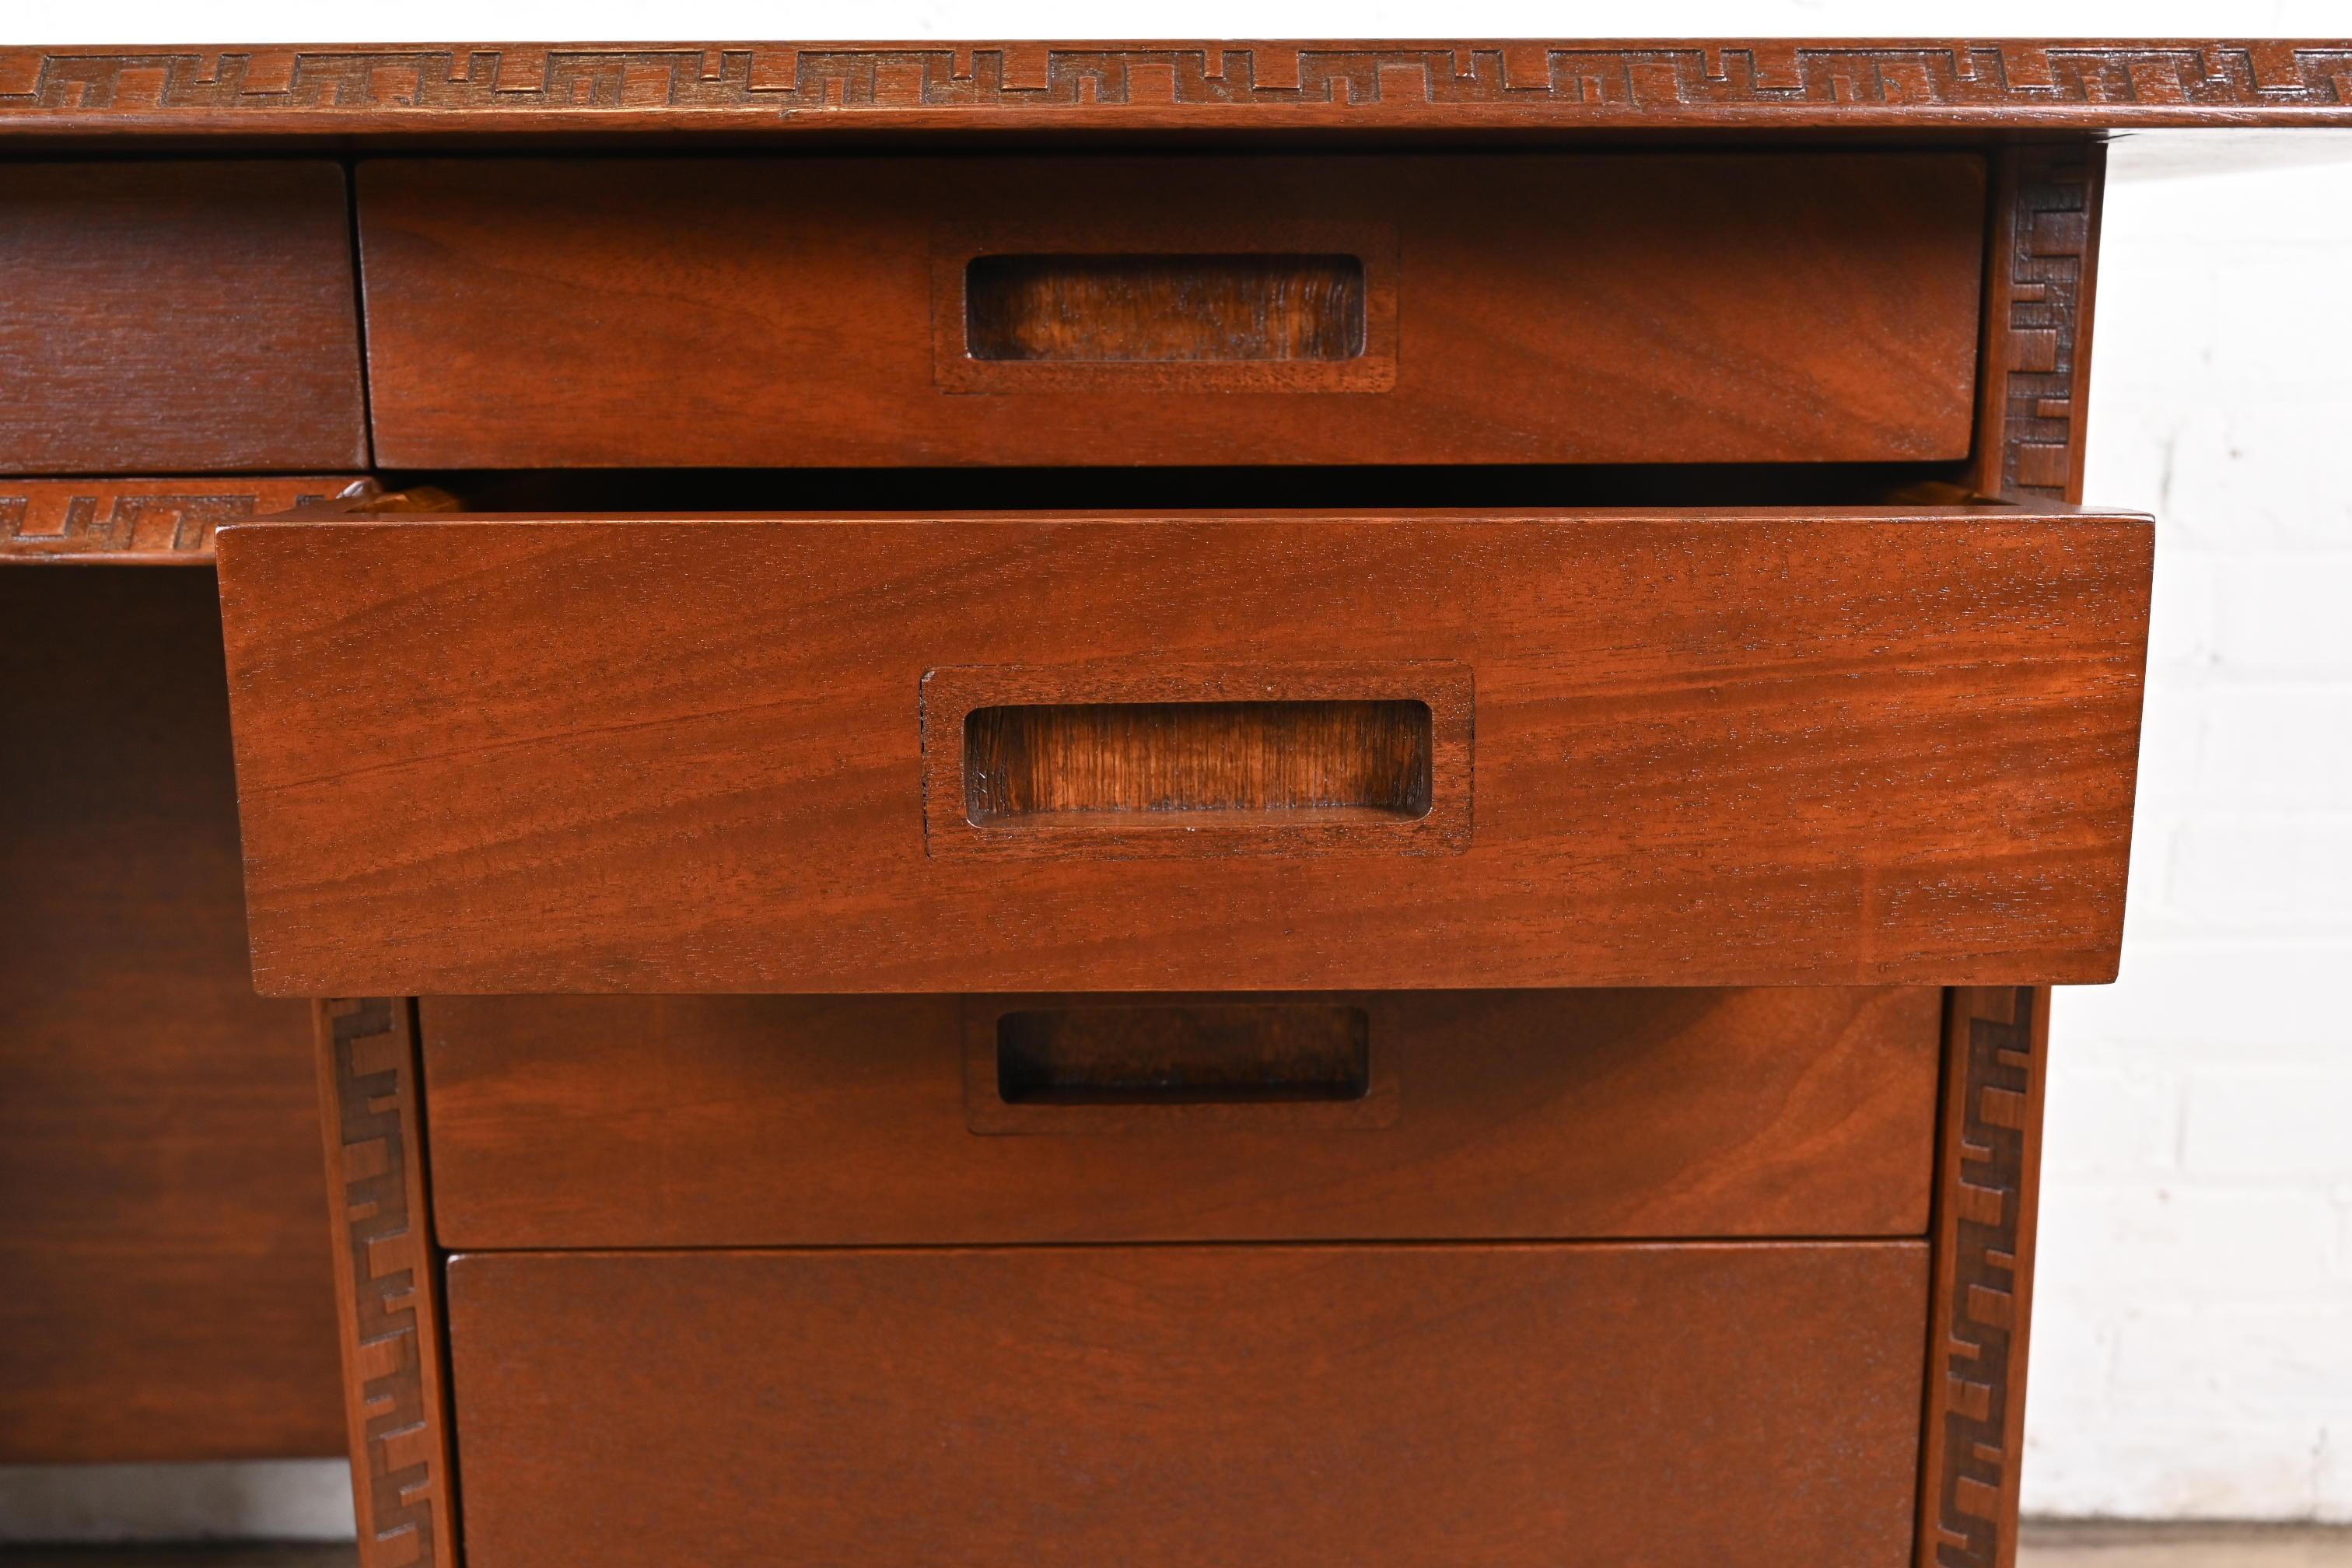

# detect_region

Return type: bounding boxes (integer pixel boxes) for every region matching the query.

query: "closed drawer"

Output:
[0,163,366,473]
[446,1243,1927,1568]
[216,502,2150,994]
[422,987,1940,1248]
[356,151,1983,468]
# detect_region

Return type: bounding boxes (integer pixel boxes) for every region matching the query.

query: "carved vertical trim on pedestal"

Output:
[1974,141,2106,504]
[1917,986,2051,1568]
[316,997,456,1568]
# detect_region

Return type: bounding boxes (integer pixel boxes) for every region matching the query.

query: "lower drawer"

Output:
[446,1243,1928,1568]
[421,987,1942,1247]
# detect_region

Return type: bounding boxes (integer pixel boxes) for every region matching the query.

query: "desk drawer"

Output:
[422,987,1940,1248]
[0,163,366,474]
[218,505,2149,994]
[356,151,1983,468]
[446,1242,1927,1568]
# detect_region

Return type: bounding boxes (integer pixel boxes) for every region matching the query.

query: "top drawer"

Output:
[355,152,1984,469]
[0,163,367,474]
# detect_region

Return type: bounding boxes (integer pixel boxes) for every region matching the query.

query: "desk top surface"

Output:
[2,40,2350,137]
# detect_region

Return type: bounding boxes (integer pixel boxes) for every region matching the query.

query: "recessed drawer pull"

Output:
[963,253,1368,363]
[993,1001,1373,1107]
[963,699,1433,828]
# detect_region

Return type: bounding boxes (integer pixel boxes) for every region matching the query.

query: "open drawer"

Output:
[215,496,2151,994]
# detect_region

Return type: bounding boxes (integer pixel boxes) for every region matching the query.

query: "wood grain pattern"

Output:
[963,252,1365,362]
[962,699,1432,823]
[418,988,1943,1247]
[355,153,1984,468]
[0,477,360,563]
[0,163,366,473]
[1917,986,2051,1568]
[923,662,1472,860]
[2,43,2347,133]
[446,1241,1929,1568]
[0,567,340,1461]
[316,998,455,1568]
[1975,143,2107,502]
[989,998,1372,1104]
[218,508,2151,995]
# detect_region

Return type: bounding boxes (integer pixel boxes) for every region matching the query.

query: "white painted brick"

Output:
[2212,556,2352,675]
[2023,1419,2324,1520]
[2057,947,2352,1057]
[2156,404,2352,551]
[2043,1060,2178,1177]
[2021,1289,2118,1428]
[2198,688,2352,808]
[2123,685,2206,810]
[2033,1184,2341,1301]
[2112,1305,2352,1423]
[2170,819,2352,929]
[2184,1069,2352,1178]
[2324,1426,2352,1523]
[2141,552,2221,681]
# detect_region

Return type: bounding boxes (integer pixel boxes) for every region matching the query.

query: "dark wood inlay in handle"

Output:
[996,1003,1372,1107]
[963,699,1434,828]
[964,253,1367,362]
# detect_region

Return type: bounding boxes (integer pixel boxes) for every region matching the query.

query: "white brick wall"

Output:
[2027,140,2352,1522]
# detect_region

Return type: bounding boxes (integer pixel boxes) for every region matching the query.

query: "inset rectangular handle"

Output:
[921,663,1472,860]
[963,698,1434,829]
[996,1003,1372,1107]
[964,253,1368,364]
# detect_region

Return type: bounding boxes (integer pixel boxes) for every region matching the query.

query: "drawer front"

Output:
[217,507,2150,994]
[423,987,1941,1248]
[357,152,1983,468]
[447,1243,1928,1568]
[0,163,366,473]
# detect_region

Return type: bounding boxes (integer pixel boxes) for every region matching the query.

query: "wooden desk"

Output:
[3,37,2347,1568]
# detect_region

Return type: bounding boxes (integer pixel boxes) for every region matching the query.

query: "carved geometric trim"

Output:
[2,43,2347,132]
[316,998,457,1568]
[1985,144,2107,502]
[0,478,362,564]
[1917,986,2049,1568]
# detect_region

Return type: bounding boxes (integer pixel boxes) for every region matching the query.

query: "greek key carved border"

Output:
[317,998,456,1568]
[1919,985,2050,1568]
[2,43,2346,129]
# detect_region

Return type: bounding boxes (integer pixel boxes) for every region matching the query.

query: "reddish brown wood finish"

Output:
[315,998,457,1568]
[2,44,2348,135]
[0,567,340,1462]
[921,661,1473,859]
[0,476,361,563]
[1972,142,2108,502]
[217,507,2151,995]
[1918,987,2052,1568]
[961,251,1367,362]
[355,153,1985,467]
[0,163,366,473]
[420,987,1941,1248]
[446,1242,1930,1568]
[959,698,1434,824]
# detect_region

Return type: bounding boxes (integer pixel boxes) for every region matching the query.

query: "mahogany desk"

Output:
[3,37,2347,1568]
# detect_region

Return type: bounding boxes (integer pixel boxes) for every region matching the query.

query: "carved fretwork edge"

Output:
[1917,986,2051,1568]
[0,42,2347,132]
[316,999,457,1568]
[1972,141,2107,506]
[0,477,366,564]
